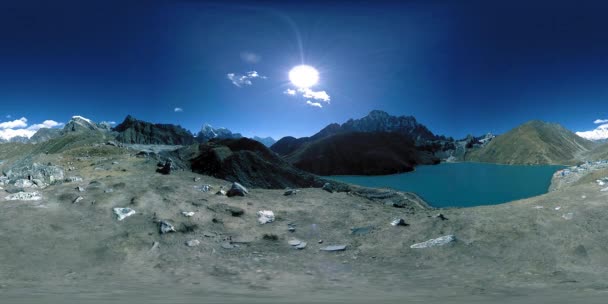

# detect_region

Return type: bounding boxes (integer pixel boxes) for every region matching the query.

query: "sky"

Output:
[2,0,608,140]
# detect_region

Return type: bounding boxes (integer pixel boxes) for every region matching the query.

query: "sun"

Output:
[289,65,319,88]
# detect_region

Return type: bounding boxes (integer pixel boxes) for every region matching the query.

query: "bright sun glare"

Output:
[289,65,319,88]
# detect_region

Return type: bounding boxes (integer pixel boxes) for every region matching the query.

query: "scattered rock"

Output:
[178,223,199,233]
[226,206,245,217]
[157,160,172,175]
[555,206,562,211]
[216,189,227,196]
[562,213,574,220]
[159,221,176,234]
[76,186,85,192]
[63,176,82,183]
[318,240,323,244]
[295,242,307,250]
[391,218,409,226]
[410,235,456,249]
[4,191,42,201]
[257,210,275,224]
[112,161,119,165]
[73,196,84,204]
[186,239,201,247]
[322,183,334,193]
[227,182,248,197]
[106,141,118,147]
[113,207,136,221]
[263,234,279,241]
[181,211,195,217]
[435,213,448,221]
[351,226,374,236]
[288,239,302,246]
[320,245,347,252]
[284,189,298,196]
[288,224,296,232]
[104,189,114,193]
[194,177,201,182]
[221,242,235,249]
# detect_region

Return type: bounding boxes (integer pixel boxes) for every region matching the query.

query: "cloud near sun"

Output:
[226,71,267,87]
[0,117,64,141]
[284,87,331,107]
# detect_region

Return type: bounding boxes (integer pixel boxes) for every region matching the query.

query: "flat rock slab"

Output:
[320,245,347,252]
[410,235,455,249]
[351,226,374,236]
[288,239,302,246]
[295,242,307,250]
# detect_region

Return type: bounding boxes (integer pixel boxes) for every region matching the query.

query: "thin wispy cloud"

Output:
[227,70,267,87]
[594,119,608,124]
[306,100,323,108]
[0,117,64,141]
[174,107,184,112]
[240,51,261,64]
[284,88,296,96]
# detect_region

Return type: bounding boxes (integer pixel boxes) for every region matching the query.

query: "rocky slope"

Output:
[114,115,195,145]
[285,132,440,175]
[251,136,276,147]
[467,120,595,165]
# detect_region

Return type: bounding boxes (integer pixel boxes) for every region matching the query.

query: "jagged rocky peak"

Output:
[196,123,242,143]
[114,115,195,145]
[341,110,435,142]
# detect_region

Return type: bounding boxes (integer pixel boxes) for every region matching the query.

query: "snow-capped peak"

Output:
[576,123,608,141]
[71,115,93,124]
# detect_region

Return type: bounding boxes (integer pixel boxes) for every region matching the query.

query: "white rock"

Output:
[554,206,561,211]
[410,235,456,249]
[257,210,275,224]
[562,213,574,220]
[186,239,200,247]
[533,206,544,209]
[159,221,176,234]
[5,191,42,201]
[288,239,301,246]
[182,211,195,217]
[597,180,606,186]
[73,196,84,203]
[601,187,608,192]
[113,208,136,221]
[14,179,34,188]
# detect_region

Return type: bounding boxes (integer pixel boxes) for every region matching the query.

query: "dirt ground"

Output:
[2,146,608,303]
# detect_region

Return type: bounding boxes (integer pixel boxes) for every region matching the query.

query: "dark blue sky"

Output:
[1,0,608,139]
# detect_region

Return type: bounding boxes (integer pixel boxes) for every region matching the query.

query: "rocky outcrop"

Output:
[29,128,62,144]
[195,124,242,143]
[3,162,65,184]
[63,116,103,133]
[113,115,195,145]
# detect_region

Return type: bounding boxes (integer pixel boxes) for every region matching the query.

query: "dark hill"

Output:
[114,115,195,145]
[189,138,335,189]
[287,132,440,176]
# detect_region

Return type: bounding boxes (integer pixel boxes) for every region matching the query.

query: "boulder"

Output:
[181,211,195,217]
[14,179,34,188]
[227,182,248,197]
[257,210,275,224]
[159,221,176,234]
[157,160,172,175]
[322,183,334,193]
[4,162,64,185]
[391,218,408,226]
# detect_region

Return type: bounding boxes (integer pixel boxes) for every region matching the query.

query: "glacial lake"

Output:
[329,162,565,208]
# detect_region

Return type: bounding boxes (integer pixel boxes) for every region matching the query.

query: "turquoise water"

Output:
[329,162,565,208]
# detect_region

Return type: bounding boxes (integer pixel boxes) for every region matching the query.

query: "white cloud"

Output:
[306,100,323,108]
[27,120,64,131]
[284,89,296,96]
[240,51,261,64]
[0,117,64,141]
[0,117,28,129]
[594,119,608,124]
[227,70,266,87]
[174,107,183,112]
[576,122,608,141]
[299,88,331,103]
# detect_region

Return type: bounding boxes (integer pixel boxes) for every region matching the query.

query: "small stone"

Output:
[562,213,574,220]
[288,225,296,232]
[221,242,235,249]
[227,206,245,217]
[318,240,323,244]
[104,189,114,193]
[76,186,85,192]
[410,235,455,249]
[186,239,201,247]
[73,196,84,204]
[284,189,298,196]
[159,221,176,234]
[193,177,201,182]
[288,239,302,246]
[263,234,279,241]
[391,218,408,226]
[295,242,307,250]
[182,211,195,217]
[435,213,448,221]
[216,189,227,196]
[257,210,275,224]
[113,207,136,221]
[320,245,347,252]
[112,161,119,165]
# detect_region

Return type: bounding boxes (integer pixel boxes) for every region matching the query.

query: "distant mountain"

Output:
[251,136,276,147]
[63,116,103,133]
[271,110,437,157]
[576,123,608,141]
[466,120,595,165]
[189,137,333,189]
[29,128,62,144]
[286,132,439,175]
[113,115,195,145]
[196,124,242,143]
